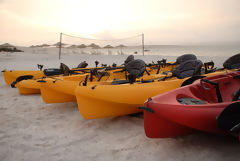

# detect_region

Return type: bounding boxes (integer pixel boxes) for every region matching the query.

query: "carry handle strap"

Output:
[138,98,155,113]
[82,75,89,86]
[200,78,222,102]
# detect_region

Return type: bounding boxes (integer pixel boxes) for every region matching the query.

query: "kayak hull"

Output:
[40,78,81,103]
[3,70,44,86]
[143,71,240,138]
[144,111,196,138]
[14,68,129,95]
[76,77,185,119]
[16,79,41,95]
[39,72,170,104]
[3,62,176,87]
[75,70,233,119]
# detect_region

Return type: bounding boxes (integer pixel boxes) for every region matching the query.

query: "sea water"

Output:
[1,44,239,69]
[58,44,240,68]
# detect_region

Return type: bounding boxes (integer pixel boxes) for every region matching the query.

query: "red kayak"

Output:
[141,71,240,138]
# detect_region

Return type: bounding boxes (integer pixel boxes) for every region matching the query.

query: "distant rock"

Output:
[78,44,87,48]
[0,43,23,52]
[53,42,67,47]
[69,45,78,48]
[116,44,126,48]
[103,45,114,48]
[0,43,15,48]
[39,44,51,47]
[88,43,101,49]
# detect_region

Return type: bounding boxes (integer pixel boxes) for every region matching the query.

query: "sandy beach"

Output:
[0,49,240,161]
[2,0,240,160]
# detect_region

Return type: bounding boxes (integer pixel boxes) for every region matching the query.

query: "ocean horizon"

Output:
[14,43,240,57]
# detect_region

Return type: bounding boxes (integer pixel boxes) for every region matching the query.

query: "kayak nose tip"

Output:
[1,69,6,72]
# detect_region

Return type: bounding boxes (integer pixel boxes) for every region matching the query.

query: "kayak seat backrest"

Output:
[43,68,63,76]
[172,60,203,79]
[60,63,70,76]
[125,59,146,78]
[176,54,197,64]
[77,61,88,68]
[223,53,240,69]
[124,55,134,64]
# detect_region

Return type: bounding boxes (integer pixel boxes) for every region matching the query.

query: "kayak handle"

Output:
[139,97,154,113]
[11,75,34,88]
[200,78,222,102]
[82,75,89,86]
[37,80,46,83]
[139,106,154,113]
[200,78,219,90]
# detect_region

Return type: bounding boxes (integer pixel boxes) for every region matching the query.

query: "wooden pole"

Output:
[142,33,144,56]
[59,32,62,60]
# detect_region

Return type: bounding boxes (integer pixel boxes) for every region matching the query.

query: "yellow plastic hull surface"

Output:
[75,70,233,119]
[3,63,176,86]
[15,79,41,95]
[3,70,44,86]
[39,72,169,104]
[40,78,80,103]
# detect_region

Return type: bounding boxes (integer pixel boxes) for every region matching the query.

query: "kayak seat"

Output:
[177,98,206,105]
[176,54,197,64]
[125,59,146,83]
[43,68,63,76]
[125,59,146,77]
[60,63,70,76]
[77,61,88,68]
[172,60,203,79]
[223,53,240,69]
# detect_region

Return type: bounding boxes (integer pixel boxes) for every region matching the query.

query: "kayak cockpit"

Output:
[177,72,240,105]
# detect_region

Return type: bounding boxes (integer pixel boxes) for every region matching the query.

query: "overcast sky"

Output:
[0,0,240,46]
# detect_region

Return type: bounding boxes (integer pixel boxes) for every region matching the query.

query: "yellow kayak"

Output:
[14,62,177,95]
[75,69,236,120]
[3,60,177,87]
[39,72,172,103]
[15,68,125,95]
[3,70,45,86]
[15,73,89,95]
